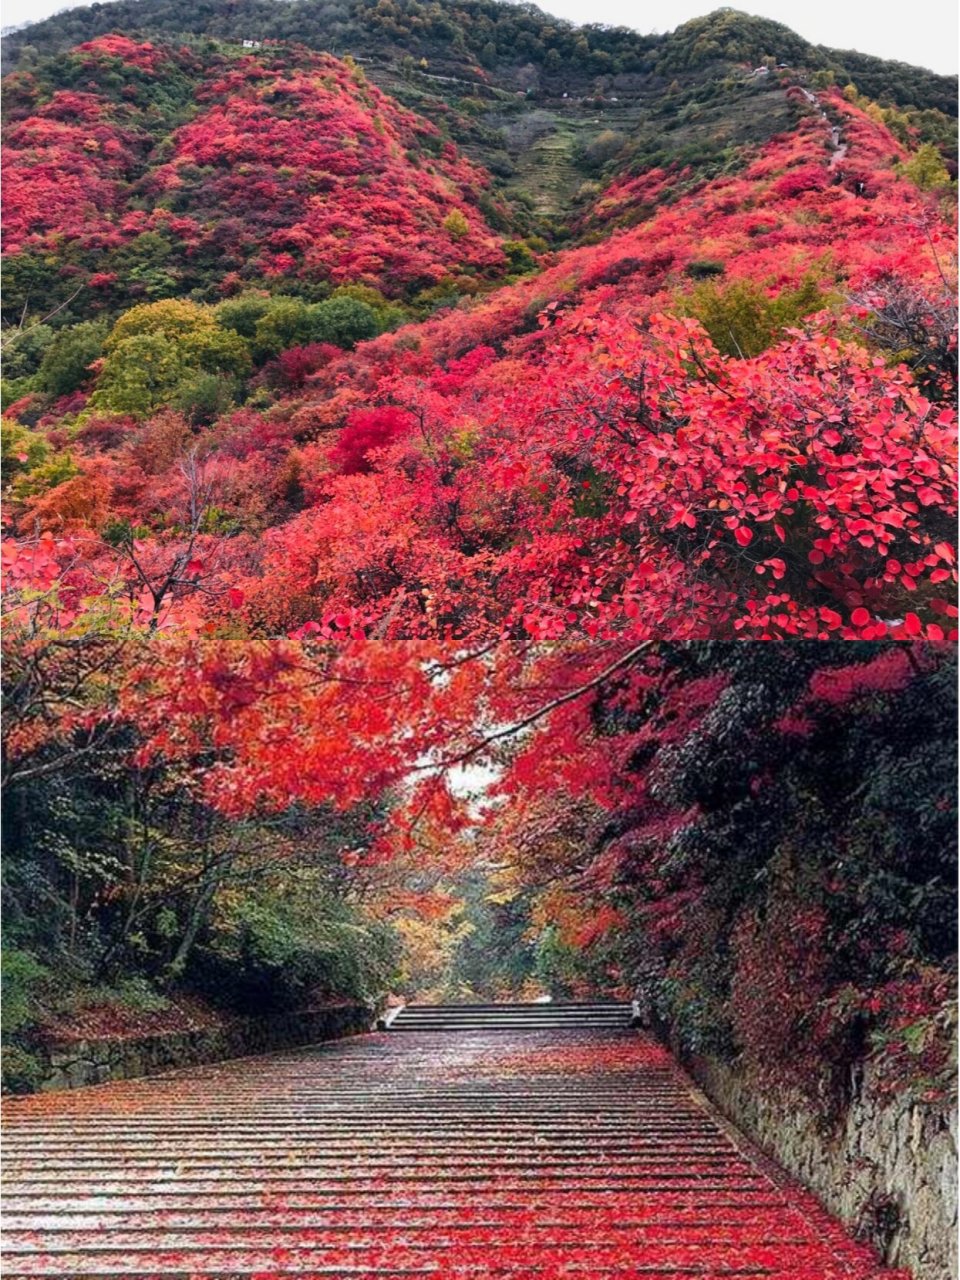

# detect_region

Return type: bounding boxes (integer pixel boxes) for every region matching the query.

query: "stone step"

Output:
[1,1026,896,1279]
[388,1001,634,1031]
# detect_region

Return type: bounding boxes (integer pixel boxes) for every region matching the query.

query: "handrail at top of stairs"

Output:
[376,1003,406,1031]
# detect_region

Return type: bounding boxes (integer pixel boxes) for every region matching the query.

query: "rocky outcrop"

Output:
[687,1054,957,1280]
[33,1002,374,1092]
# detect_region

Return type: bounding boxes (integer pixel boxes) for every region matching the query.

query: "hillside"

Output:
[3,5,957,227]
[2,35,511,327]
[3,14,956,643]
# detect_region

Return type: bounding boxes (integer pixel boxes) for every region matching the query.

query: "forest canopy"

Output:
[3,635,955,1107]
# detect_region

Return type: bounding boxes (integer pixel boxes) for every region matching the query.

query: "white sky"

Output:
[2,0,958,73]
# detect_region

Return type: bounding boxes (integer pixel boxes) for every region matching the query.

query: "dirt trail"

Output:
[800,86,848,167]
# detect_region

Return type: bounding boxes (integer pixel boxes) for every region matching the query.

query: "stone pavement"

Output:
[1,1022,903,1278]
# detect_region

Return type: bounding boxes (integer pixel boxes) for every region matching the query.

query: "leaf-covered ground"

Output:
[2,1024,908,1277]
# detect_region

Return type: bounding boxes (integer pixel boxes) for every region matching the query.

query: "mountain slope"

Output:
[2,36,509,322]
[4,4,955,227]
[3,41,955,642]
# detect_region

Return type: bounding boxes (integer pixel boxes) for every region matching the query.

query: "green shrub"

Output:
[194,890,399,1009]
[1,1045,44,1095]
[2,323,54,381]
[504,240,539,274]
[215,292,274,339]
[1,948,48,1034]
[330,285,410,332]
[684,272,834,358]
[12,451,79,500]
[684,259,725,279]
[309,296,380,348]
[252,297,314,360]
[1,421,48,486]
[173,371,238,425]
[1,949,49,1093]
[37,321,107,398]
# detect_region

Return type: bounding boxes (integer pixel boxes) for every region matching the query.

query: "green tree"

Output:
[252,297,315,360]
[330,283,409,329]
[94,300,250,415]
[106,298,213,347]
[215,292,275,339]
[92,332,187,416]
[190,328,252,378]
[309,296,380,348]
[37,321,107,398]
[504,240,538,274]
[442,209,471,242]
[902,142,951,191]
[173,372,238,426]
[1,323,54,381]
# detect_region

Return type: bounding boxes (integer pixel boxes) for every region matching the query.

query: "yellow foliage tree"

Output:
[443,209,471,243]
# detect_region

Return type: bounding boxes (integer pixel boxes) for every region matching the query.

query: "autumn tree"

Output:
[93,300,250,416]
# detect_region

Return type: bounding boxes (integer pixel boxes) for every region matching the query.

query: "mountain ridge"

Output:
[3,4,954,234]
[3,3,956,101]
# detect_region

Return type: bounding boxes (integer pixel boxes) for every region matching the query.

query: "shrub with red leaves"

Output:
[329,406,411,474]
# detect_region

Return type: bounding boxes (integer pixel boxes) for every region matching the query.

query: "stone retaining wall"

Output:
[686,1054,957,1280]
[34,1002,375,1092]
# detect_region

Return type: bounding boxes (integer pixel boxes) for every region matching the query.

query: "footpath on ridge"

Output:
[2,1003,903,1278]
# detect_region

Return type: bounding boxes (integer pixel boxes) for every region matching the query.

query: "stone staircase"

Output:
[387,1000,634,1031]
[1,1017,896,1277]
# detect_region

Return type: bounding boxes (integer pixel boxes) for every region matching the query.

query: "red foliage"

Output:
[75,414,137,451]
[154,58,501,289]
[170,53,505,291]
[4,72,956,642]
[329,405,412,474]
[74,34,168,71]
[772,164,830,198]
[274,342,340,389]
[807,648,917,704]
[2,101,147,251]
[730,902,834,1085]
[2,41,505,293]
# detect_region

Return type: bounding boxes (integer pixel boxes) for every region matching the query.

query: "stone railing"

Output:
[33,1001,375,1092]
